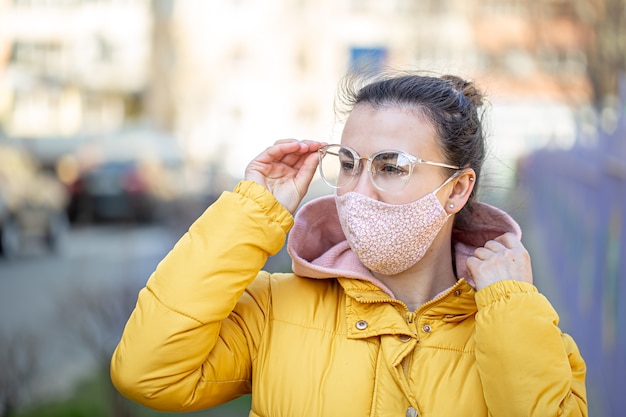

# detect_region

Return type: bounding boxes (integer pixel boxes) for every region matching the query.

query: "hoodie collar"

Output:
[287,194,522,294]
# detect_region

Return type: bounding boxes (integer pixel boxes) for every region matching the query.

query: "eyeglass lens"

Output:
[319,145,412,191]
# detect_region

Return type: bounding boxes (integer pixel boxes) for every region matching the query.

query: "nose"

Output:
[348,161,379,198]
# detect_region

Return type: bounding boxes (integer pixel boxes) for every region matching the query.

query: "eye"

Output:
[376,163,409,176]
[337,148,357,174]
[372,152,410,177]
[339,159,356,172]
[378,163,406,175]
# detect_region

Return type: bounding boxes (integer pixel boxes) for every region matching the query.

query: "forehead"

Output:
[340,104,441,159]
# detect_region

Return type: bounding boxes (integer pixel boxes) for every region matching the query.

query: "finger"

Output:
[301,139,327,148]
[273,138,300,145]
[260,141,308,163]
[293,140,326,155]
[473,247,492,260]
[466,255,479,269]
[279,141,326,166]
[496,234,531,263]
[281,147,321,169]
[276,140,324,158]
[280,151,308,167]
[270,139,325,156]
[272,139,319,151]
[294,152,321,187]
[483,239,506,252]
[465,256,480,284]
[493,232,520,249]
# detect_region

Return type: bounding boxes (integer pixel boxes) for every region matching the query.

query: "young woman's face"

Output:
[338,104,450,205]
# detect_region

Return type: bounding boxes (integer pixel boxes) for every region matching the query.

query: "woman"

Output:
[111,72,587,416]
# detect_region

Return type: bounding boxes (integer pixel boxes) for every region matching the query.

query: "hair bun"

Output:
[441,75,484,106]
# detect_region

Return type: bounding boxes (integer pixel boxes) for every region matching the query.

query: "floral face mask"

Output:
[335,175,456,275]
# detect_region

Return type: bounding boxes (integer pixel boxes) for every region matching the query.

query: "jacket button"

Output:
[422,324,432,333]
[355,320,368,330]
[406,406,418,417]
[454,289,461,296]
[399,335,411,342]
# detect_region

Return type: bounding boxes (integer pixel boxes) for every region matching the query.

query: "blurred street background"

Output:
[0,0,625,416]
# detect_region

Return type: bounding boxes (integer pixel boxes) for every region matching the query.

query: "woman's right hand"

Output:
[245,139,324,213]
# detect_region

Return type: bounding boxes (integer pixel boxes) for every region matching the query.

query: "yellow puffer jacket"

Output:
[111,180,587,416]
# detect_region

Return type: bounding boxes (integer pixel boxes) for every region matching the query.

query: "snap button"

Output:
[399,335,411,342]
[454,289,461,296]
[422,324,432,333]
[406,406,418,417]
[355,320,368,330]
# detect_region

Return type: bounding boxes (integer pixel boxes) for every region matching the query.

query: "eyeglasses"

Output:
[318,144,461,192]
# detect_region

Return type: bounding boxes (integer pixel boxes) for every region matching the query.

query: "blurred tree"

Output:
[575,0,626,108]
[58,282,140,417]
[521,0,625,109]
[0,329,40,417]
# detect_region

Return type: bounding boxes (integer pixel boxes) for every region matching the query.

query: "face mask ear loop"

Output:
[432,170,463,219]
[433,169,462,196]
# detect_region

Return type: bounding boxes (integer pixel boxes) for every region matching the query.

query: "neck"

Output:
[373,229,457,311]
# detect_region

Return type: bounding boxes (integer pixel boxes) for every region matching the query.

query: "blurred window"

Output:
[482,0,524,14]
[538,46,559,73]
[13,0,80,7]
[565,49,586,74]
[10,41,64,71]
[394,0,416,13]
[541,0,576,19]
[295,48,310,75]
[348,0,372,13]
[95,36,113,64]
[153,0,174,16]
[349,47,388,74]
[430,0,453,13]
[538,47,586,75]
[474,51,490,73]
[506,49,535,77]
[392,0,438,14]
[229,0,248,8]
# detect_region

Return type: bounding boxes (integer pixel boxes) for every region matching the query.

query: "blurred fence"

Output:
[517,116,626,417]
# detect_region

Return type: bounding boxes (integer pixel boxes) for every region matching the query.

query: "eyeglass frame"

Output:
[317,144,462,192]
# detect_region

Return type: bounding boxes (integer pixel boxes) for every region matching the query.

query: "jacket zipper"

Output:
[406,311,417,324]
[350,280,464,314]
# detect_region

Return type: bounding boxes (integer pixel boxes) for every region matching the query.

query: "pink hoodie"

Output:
[287,195,522,296]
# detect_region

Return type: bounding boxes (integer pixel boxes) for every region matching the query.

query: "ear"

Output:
[444,169,476,214]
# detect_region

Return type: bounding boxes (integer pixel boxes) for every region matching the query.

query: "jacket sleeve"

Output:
[474,280,587,417]
[110,180,293,411]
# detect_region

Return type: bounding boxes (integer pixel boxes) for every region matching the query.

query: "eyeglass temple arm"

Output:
[418,158,462,170]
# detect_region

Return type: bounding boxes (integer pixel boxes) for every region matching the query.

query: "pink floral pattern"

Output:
[336,192,450,275]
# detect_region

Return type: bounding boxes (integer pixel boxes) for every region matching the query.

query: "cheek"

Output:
[398,173,449,203]
[380,182,429,204]
[381,189,434,206]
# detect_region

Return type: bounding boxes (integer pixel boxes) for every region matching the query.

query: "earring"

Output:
[448,204,454,209]
[469,177,475,181]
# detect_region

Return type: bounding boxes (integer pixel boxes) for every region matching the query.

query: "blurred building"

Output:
[167,0,483,175]
[0,0,595,176]
[0,0,152,146]
[163,0,594,177]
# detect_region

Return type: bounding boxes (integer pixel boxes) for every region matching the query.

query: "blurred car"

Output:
[0,143,70,259]
[64,127,193,224]
[67,158,157,223]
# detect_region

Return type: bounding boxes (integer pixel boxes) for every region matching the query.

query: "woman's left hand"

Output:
[466,232,533,291]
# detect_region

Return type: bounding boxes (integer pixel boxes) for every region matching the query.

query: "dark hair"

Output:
[335,70,487,221]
